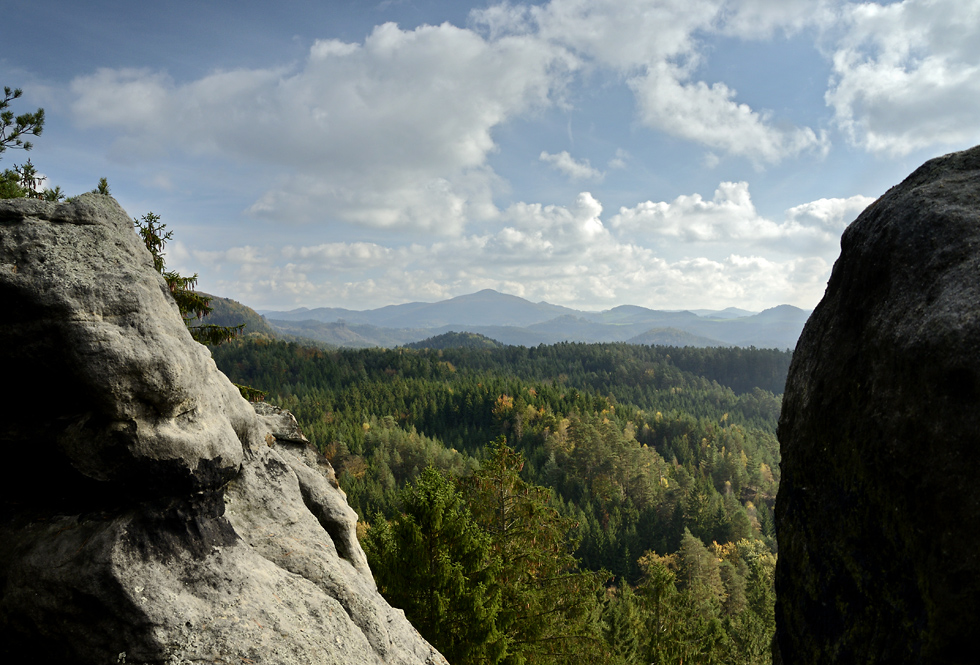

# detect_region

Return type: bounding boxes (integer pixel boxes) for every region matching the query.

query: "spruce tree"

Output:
[134,211,244,346]
[602,582,644,664]
[462,439,607,665]
[364,466,505,665]
[133,210,262,400]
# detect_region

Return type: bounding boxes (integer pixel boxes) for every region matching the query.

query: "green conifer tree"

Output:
[603,581,644,664]
[462,439,608,665]
[0,87,43,157]
[134,211,244,346]
[132,210,262,400]
[1,86,45,200]
[364,466,506,665]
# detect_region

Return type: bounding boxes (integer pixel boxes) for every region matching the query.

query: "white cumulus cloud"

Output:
[610,182,873,253]
[476,0,828,164]
[72,21,577,233]
[629,63,829,165]
[539,150,604,180]
[826,0,980,155]
[719,0,836,38]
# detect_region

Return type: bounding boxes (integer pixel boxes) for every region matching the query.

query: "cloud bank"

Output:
[64,0,980,311]
[176,185,873,312]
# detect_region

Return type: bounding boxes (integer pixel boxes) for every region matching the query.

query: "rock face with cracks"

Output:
[776,145,980,664]
[0,195,446,664]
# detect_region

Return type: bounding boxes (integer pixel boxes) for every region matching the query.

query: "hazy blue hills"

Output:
[267,319,432,348]
[579,305,703,326]
[258,289,811,350]
[265,289,577,328]
[688,306,756,319]
[626,327,729,347]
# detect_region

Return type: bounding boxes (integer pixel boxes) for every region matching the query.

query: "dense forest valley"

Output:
[213,336,788,664]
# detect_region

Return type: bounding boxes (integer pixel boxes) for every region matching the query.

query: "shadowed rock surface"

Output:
[0,195,446,664]
[776,145,980,664]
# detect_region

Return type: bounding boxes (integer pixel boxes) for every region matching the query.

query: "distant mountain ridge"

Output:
[259,289,811,350]
[264,289,578,328]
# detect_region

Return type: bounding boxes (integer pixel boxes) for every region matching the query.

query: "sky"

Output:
[4,0,980,312]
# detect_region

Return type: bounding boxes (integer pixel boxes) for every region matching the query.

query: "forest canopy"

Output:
[212,338,787,664]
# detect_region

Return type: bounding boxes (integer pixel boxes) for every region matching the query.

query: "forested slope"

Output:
[212,339,788,664]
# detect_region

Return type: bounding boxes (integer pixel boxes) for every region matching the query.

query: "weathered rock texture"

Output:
[0,195,446,665]
[776,145,980,664]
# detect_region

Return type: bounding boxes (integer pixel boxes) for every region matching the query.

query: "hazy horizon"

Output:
[253,287,803,317]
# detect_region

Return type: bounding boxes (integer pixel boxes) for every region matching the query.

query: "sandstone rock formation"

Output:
[776,145,980,663]
[0,195,446,664]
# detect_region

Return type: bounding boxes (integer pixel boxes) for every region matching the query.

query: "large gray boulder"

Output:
[0,195,446,665]
[776,145,980,664]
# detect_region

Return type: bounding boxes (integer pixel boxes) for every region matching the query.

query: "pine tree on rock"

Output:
[134,211,245,346]
[0,87,43,157]
[133,210,262,400]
